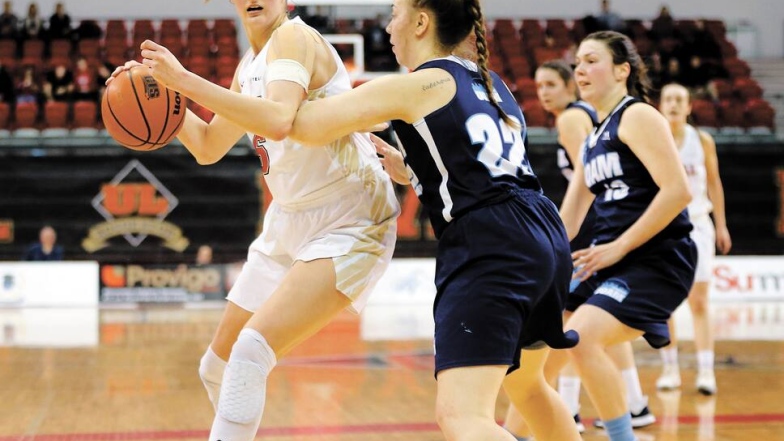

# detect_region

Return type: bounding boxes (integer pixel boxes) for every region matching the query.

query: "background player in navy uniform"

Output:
[504,60,654,439]
[289,1,581,440]
[553,31,697,441]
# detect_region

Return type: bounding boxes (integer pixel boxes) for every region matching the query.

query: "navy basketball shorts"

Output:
[433,189,579,377]
[565,236,697,348]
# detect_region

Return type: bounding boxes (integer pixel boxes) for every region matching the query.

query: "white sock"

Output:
[558,376,582,415]
[621,368,646,413]
[660,347,679,366]
[697,350,714,371]
[209,328,277,441]
[199,346,227,411]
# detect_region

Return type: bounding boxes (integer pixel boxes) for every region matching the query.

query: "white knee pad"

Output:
[217,328,277,424]
[199,346,227,410]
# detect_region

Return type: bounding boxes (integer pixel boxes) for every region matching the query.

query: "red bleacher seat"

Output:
[187,19,209,39]
[14,102,38,130]
[72,100,98,129]
[718,99,745,128]
[49,39,71,59]
[521,100,550,127]
[44,101,69,129]
[691,99,719,128]
[734,77,763,100]
[133,19,155,41]
[724,57,751,79]
[745,99,775,130]
[160,19,182,39]
[0,101,9,129]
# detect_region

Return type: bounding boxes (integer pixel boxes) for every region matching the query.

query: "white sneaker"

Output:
[656,364,681,390]
[696,370,717,395]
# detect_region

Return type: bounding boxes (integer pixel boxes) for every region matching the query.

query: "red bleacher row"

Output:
[0,18,239,133]
[487,18,775,132]
[0,17,775,133]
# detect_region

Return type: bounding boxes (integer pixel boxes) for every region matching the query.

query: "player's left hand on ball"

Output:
[140,40,187,91]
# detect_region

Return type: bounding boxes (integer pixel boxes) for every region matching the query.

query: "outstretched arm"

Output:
[289,68,456,146]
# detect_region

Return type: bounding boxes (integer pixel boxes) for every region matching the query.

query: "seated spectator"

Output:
[196,244,213,266]
[20,2,43,40]
[23,225,63,261]
[95,61,112,101]
[363,13,396,71]
[688,19,720,60]
[0,60,13,102]
[680,55,711,90]
[43,61,72,101]
[72,57,96,101]
[646,51,665,90]
[661,57,682,86]
[15,65,39,103]
[596,0,625,32]
[0,1,18,40]
[47,1,70,40]
[651,5,675,41]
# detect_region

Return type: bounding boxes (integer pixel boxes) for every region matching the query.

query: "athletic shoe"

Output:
[656,364,682,390]
[593,399,656,429]
[696,370,717,395]
[574,413,585,433]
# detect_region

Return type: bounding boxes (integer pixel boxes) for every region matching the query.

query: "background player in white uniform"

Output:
[110,1,399,440]
[656,83,732,395]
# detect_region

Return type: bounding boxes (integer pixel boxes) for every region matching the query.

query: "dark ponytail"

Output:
[414,0,518,127]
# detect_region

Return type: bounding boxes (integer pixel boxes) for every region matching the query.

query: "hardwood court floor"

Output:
[0,305,782,441]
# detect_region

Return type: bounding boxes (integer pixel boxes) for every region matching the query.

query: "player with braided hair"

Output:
[289,1,582,440]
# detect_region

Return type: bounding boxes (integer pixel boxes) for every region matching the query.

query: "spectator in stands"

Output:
[680,55,711,92]
[196,244,213,266]
[596,0,625,33]
[94,61,112,107]
[661,57,682,86]
[646,51,665,90]
[23,225,63,261]
[20,2,43,40]
[0,60,13,102]
[72,56,96,101]
[688,19,720,60]
[15,65,39,103]
[47,2,70,41]
[0,1,18,40]
[43,61,73,101]
[651,5,675,41]
[362,13,396,71]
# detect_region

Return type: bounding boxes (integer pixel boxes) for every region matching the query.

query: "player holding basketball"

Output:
[542,31,696,441]
[109,1,399,440]
[504,60,655,439]
[285,1,583,440]
[656,83,732,395]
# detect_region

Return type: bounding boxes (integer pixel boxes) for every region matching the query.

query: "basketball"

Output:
[101,65,187,151]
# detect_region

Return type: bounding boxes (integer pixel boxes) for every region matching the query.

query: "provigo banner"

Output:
[100,263,228,303]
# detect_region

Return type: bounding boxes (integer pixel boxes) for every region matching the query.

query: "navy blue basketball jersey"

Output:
[391,56,541,238]
[557,100,598,181]
[581,96,692,254]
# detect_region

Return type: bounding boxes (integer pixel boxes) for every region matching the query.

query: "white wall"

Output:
[17,0,784,57]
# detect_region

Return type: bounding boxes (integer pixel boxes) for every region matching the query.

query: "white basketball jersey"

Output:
[678,125,712,218]
[237,17,385,209]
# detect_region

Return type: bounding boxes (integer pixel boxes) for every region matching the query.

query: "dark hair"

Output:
[537,60,580,101]
[583,31,652,102]
[414,0,516,127]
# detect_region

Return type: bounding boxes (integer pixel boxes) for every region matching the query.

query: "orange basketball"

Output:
[101,65,187,151]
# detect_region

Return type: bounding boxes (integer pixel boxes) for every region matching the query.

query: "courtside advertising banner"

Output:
[0,261,99,307]
[711,256,784,301]
[100,263,227,303]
